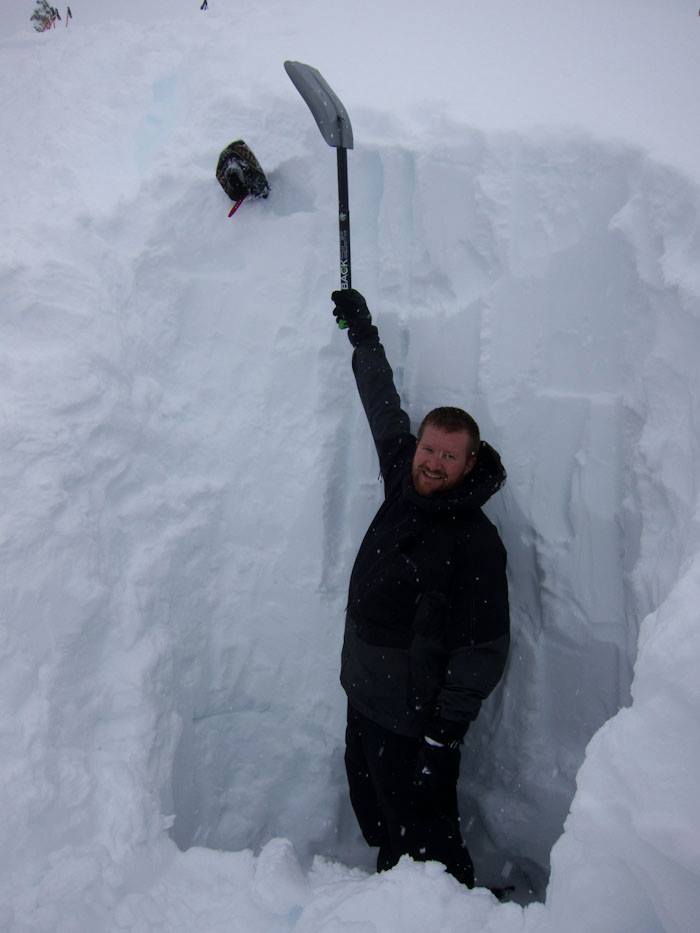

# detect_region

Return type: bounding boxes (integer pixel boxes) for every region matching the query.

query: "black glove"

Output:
[330,288,376,346]
[413,738,461,813]
[425,715,470,747]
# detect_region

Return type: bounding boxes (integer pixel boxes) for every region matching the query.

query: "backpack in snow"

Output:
[216,140,270,204]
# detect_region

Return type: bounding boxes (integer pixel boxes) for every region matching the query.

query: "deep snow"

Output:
[2,1,700,931]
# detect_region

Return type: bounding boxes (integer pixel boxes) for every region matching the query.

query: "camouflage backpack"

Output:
[216,140,270,203]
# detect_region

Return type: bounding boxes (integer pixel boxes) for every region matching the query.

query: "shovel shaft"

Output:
[337,146,351,291]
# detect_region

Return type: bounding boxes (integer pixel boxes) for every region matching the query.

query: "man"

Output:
[332,288,510,888]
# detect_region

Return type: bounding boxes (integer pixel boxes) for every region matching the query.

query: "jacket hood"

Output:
[403,440,507,514]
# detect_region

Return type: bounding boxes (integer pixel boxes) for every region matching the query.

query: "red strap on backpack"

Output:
[228,195,247,218]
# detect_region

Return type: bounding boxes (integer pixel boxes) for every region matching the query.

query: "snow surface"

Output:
[1,1,700,930]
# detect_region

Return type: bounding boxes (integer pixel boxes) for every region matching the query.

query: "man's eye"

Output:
[445,453,456,461]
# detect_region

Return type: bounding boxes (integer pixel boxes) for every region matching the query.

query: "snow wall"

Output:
[2,9,700,933]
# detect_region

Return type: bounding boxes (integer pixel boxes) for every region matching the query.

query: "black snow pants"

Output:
[344,703,474,887]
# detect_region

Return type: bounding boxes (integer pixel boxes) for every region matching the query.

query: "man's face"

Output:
[411,425,476,497]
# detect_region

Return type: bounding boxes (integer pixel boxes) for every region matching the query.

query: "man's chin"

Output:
[413,472,445,497]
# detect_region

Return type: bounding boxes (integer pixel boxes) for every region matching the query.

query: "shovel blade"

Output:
[284,60,354,150]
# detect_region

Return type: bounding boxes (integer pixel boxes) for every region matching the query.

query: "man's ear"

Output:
[463,453,477,477]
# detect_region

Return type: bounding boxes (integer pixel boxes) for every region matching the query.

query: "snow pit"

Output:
[158,132,700,904]
[1,5,699,931]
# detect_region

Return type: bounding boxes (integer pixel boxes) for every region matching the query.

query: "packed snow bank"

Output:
[6,0,700,183]
[2,4,700,932]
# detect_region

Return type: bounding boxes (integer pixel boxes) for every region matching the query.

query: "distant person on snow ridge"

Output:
[331,288,510,888]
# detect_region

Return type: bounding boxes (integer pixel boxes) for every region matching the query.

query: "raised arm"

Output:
[331,289,412,481]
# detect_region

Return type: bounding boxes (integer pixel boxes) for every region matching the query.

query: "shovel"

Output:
[284,60,354,327]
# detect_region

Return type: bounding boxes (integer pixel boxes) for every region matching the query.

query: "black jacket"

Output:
[340,330,510,742]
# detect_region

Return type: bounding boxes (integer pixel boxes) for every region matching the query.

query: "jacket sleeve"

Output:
[426,529,510,745]
[351,330,414,482]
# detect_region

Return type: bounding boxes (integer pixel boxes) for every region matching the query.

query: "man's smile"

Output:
[421,468,446,481]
